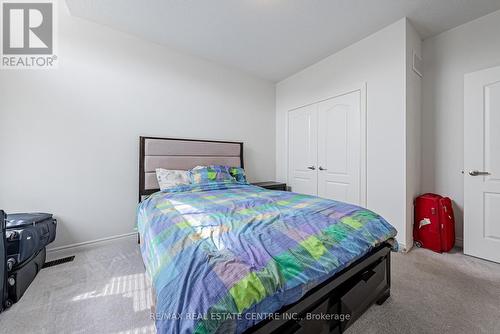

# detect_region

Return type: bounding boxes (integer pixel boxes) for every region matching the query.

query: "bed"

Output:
[137,136,397,334]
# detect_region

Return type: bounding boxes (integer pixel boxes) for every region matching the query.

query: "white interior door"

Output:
[464,65,500,263]
[288,105,318,196]
[317,91,362,204]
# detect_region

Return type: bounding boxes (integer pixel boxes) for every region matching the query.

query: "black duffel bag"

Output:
[0,210,9,311]
[1,212,57,311]
[5,213,57,271]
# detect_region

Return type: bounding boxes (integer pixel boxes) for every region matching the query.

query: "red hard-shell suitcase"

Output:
[438,197,455,252]
[414,193,455,253]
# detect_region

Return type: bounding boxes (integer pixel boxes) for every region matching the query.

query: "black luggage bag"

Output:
[5,213,56,270]
[7,247,46,303]
[0,212,57,311]
[0,210,8,311]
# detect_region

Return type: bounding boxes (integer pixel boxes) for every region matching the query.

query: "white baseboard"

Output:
[398,242,411,253]
[455,237,463,248]
[47,231,137,254]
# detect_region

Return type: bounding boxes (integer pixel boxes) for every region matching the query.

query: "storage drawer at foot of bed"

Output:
[249,246,391,334]
[337,257,389,330]
[278,299,333,334]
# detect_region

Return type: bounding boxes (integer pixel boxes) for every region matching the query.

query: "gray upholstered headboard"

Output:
[139,136,244,200]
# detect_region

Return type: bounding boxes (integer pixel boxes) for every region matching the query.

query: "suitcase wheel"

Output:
[4,299,13,309]
[415,241,422,248]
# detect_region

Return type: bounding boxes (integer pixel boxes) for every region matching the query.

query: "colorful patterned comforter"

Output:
[137,182,397,334]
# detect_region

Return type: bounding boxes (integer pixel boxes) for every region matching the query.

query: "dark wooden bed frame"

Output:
[138,136,392,334]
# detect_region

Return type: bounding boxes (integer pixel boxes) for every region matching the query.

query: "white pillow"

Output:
[155,168,190,191]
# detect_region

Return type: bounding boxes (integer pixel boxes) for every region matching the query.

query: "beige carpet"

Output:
[1,238,499,334]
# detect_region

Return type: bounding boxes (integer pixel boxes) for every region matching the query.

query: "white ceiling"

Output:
[66,0,500,82]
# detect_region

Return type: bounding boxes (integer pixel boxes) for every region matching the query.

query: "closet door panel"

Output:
[288,105,318,195]
[317,91,361,204]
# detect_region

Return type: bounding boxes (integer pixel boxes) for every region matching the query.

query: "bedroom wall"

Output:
[0,3,276,249]
[276,19,409,249]
[422,9,500,246]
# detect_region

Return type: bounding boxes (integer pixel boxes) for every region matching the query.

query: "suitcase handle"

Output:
[1,211,5,230]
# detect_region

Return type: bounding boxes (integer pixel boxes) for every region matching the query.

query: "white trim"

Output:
[398,242,411,253]
[412,50,423,78]
[47,232,137,253]
[455,237,463,248]
[286,82,367,112]
[359,83,367,206]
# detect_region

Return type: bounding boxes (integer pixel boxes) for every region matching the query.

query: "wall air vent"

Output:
[42,256,75,268]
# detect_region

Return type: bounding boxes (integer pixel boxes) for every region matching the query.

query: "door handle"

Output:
[307,166,316,170]
[318,166,327,171]
[469,170,490,176]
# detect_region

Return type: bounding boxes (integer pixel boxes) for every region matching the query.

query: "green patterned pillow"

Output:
[229,167,248,184]
[189,166,235,184]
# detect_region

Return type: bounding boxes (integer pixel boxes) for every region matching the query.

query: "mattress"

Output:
[137,182,397,333]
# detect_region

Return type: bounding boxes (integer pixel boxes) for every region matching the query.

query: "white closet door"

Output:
[288,105,318,196]
[317,91,361,204]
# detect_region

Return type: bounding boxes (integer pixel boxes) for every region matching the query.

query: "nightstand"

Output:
[251,181,287,191]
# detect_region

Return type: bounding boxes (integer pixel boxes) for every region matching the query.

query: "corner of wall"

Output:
[404,18,423,249]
